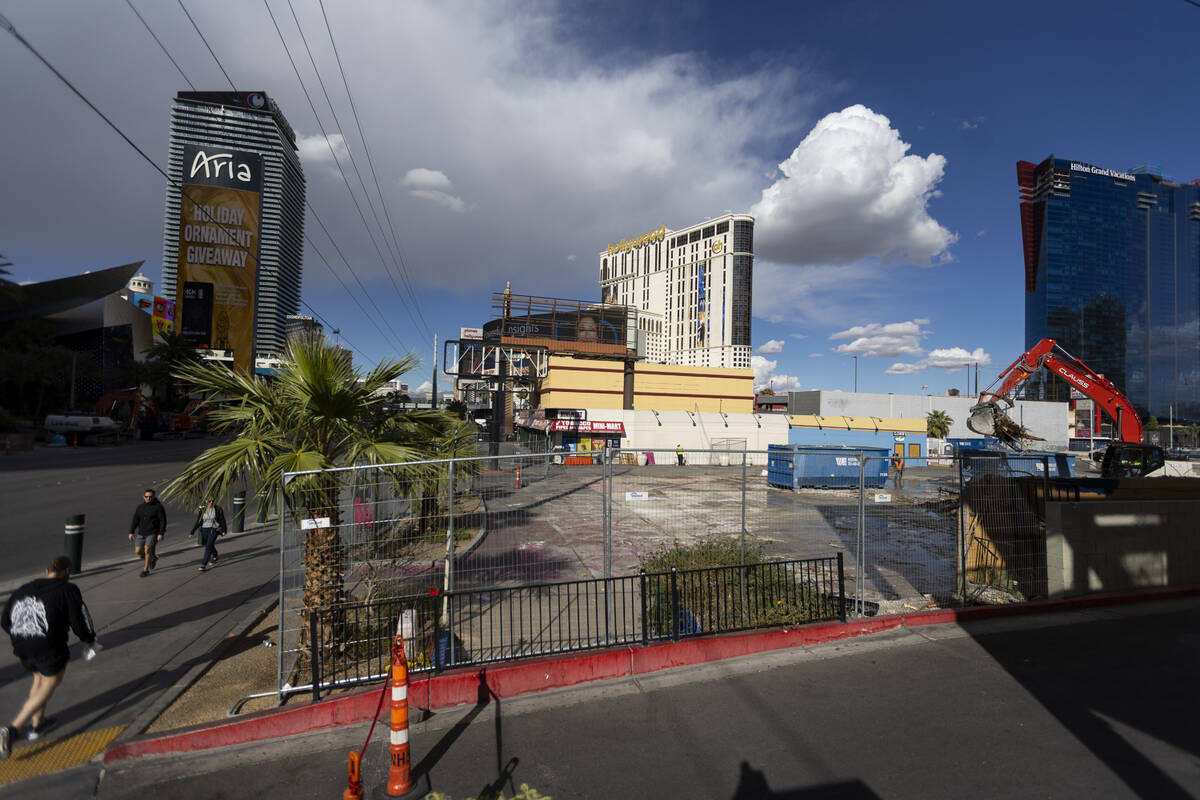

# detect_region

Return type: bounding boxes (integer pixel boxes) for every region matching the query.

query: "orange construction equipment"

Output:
[387,632,412,796]
[342,750,363,800]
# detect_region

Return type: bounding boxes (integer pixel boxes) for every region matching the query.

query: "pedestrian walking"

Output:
[188,496,227,572]
[129,488,167,577]
[891,453,905,490]
[1,555,99,759]
[676,444,685,466]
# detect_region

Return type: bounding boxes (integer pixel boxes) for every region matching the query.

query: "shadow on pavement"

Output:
[731,763,881,799]
[969,607,1199,799]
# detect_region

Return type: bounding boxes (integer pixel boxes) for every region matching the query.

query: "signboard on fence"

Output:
[300,517,331,529]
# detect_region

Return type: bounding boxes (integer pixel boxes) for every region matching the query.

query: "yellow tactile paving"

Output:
[0,725,125,786]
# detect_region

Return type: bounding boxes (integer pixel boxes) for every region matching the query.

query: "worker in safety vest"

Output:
[891,453,905,489]
[676,444,684,466]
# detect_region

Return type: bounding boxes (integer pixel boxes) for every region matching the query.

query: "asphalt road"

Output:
[94,597,1200,799]
[0,438,268,585]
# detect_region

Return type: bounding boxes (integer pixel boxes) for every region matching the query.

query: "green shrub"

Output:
[639,539,841,636]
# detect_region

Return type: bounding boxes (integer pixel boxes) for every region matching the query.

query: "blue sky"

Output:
[3,0,1199,396]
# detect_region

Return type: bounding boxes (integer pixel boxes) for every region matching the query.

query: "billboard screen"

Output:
[483,306,627,347]
[175,144,262,371]
[151,296,176,336]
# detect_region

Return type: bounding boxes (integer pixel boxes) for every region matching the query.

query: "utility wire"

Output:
[266,0,426,342]
[286,0,429,338]
[124,0,195,90]
[167,0,412,359]
[0,12,379,367]
[175,0,235,91]
[260,0,411,355]
[317,0,430,334]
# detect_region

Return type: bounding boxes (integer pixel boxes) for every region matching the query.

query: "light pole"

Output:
[852,355,858,393]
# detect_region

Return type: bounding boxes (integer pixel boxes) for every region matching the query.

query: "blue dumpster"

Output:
[768,445,888,489]
[1005,451,1075,477]
[767,444,796,488]
[960,449,1075,479]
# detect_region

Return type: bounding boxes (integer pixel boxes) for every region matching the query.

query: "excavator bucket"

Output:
[966,402,998,436]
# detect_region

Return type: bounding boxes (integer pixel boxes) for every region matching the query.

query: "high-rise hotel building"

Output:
[161,91,305,371]
[1019,155,1200,420]
[599,213,753,369]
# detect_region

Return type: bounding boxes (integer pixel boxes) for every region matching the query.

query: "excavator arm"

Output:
[967,338,1142,444]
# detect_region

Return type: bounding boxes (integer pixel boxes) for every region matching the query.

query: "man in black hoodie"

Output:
[129,488,167,577]
[1,555,97,758]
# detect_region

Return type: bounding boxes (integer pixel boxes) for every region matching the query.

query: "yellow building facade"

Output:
[539,356,754,414]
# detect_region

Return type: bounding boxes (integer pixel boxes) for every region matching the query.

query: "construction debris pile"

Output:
[992,412,1044,449]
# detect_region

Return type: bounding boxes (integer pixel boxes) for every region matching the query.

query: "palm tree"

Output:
[162,336,471,646]
[926,409,953,439]
[143,329,203,411]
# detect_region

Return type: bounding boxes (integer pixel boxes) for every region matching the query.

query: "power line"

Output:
[260,0,412,356]
[317,0,431,334]
[174,0,235,90]
[286,0,430,338]
[155,0,411,358]
[0,12,378,368]
[124,0,195,91]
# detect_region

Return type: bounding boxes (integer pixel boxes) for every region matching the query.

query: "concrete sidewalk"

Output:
[0,519,280,793]
[93,594,1200,799]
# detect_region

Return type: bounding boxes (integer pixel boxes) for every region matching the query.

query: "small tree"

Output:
[926,409,953,439]
[759,387,775,396]
[1145,416,1161,432]
[143,330,203,411]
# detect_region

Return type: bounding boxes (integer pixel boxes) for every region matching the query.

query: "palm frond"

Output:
[160,434,285,506]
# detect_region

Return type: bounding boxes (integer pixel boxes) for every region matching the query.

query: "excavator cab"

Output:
[1100,444,1165,479]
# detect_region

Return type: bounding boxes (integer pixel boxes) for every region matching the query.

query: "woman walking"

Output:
[188,496,227,572]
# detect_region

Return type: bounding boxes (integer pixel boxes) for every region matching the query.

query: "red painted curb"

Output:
[104,583,1200,763]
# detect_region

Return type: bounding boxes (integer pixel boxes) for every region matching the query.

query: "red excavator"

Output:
[967,338,1167,478]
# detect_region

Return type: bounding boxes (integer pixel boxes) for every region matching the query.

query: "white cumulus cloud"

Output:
[830,319,928,358]
[751,354,799,393]
[297,132,350,164]
[886,347,991,375]
[401,168,466,213]
[756,339,785,355]
[750,105,956,267]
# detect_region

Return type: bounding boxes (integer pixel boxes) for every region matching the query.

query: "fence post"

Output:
[442,460,456,626]
[309,611,320,703]
[639,570,649,646]
[604,448,614,578]
[670,567,680,642]
[448,593,457,666]
[740,453,748,625]
[603,448,612,644]
[857,456,866,618]
[957,455,967,601]
[836,552,847,623]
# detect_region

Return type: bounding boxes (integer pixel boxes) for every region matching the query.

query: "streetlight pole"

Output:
[852,355,858,393]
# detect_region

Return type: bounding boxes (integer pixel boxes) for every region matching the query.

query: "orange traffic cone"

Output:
[387,633,411,796]
[342,750,363,800]
[515,466,521,489]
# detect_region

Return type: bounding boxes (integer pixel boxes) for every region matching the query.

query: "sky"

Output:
[3,0,1200,398]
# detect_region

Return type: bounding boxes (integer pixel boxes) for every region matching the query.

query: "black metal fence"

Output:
[306,554,844,698]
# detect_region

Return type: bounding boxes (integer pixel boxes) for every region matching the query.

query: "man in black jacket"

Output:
[129,488,167,577]
[1,556,97,758]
